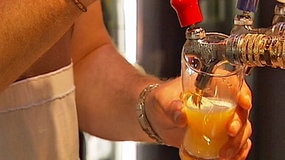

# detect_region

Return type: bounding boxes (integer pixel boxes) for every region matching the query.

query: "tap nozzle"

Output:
[182,28,228,90]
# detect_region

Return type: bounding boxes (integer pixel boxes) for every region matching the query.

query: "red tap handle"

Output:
[170,0,203,27]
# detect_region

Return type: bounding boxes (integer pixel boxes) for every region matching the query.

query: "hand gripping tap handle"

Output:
[237,0,259,12]
[170,0,203,27]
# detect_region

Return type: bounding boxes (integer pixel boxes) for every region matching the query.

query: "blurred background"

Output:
[83,0,285,159]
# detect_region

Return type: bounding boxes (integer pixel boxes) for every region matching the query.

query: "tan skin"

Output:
[1,1,252,159]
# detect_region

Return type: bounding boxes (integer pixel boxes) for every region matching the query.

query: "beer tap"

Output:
[171,0,229,90]
[226,0,285,69]
[230,0,261,74]
[171,0,229,105]
[171,0,285,106]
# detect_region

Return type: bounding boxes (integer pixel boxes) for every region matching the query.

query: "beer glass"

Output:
[180,55,244,160]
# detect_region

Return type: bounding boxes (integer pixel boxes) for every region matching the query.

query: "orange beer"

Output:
[180,92,236,160]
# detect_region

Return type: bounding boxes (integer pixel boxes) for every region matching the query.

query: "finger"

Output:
[233,139,252,160]
[228,81,251,136]
[241,81,252,97]
[220,120,252,159]
[223,120,252,158]
[228,105,249,136]
[169,100,187,127]
[161,100,187,147]
[237,84,252,110]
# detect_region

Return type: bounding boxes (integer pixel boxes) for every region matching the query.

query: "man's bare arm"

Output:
[0,0,93,91]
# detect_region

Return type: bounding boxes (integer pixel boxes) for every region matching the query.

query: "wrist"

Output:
[136,84,164,144]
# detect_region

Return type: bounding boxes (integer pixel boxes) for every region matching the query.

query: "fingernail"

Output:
[245,94,252,109]
[247,95,252,108]
[174,111,181,122]
[174,111,187,127]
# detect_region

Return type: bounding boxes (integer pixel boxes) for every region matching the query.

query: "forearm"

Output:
[0,0,91,91]
[74,44,162,142]
[71,1,172,143]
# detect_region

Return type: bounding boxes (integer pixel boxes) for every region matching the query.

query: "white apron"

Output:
[0,63,79,160]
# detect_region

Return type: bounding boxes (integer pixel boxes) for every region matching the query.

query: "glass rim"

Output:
[184,59,244,77]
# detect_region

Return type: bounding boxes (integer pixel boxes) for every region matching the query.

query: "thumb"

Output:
[170,100,187,127]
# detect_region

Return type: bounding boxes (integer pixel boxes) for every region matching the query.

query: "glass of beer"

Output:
[180,54,244,160]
